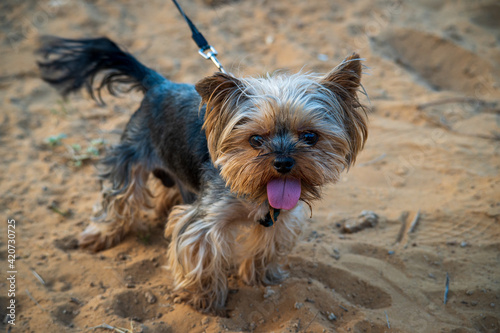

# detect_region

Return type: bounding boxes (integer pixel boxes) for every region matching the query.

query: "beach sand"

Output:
[1,0,499,332]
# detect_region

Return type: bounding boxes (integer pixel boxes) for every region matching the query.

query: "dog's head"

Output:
[195,54,368,209]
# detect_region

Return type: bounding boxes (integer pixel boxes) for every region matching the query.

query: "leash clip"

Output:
[171,0,226,73]
[199,46,226,74]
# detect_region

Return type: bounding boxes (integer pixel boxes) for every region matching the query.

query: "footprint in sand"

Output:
[112,290,158,321]
[289,257,392,309]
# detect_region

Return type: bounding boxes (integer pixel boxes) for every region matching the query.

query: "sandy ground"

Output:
[1,0,500,332]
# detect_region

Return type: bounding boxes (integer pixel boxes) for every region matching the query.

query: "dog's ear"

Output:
[195,72,244,106]
[195,73,247,163]
[321,53,363,98]
[320,53,368,167]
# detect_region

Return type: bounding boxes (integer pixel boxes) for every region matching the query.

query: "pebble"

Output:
[342,211,379,234]
[145,291,157,304]
[332,248,341,260]
[317,54,329,62]
[263,287,275,299]
[294,302,304,309]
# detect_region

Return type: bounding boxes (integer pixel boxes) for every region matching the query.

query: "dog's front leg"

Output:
[238,204,307,286]
[166,204,232,316]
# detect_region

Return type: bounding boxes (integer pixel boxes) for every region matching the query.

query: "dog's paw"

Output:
[174,292,228,317]
[239,260,288,286]
[263,264,288,285]
[78,222,125,252]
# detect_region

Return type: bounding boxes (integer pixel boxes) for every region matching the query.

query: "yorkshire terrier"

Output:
[37,36,368,315]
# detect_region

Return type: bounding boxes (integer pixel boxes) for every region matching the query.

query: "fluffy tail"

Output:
[36,36,165,103]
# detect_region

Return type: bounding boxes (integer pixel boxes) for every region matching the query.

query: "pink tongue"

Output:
[267,178,301,210]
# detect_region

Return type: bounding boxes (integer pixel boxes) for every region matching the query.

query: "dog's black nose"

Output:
[273,156,295,174]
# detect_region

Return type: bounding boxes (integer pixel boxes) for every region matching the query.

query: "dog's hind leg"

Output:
[79,164,154,251]
[151,169,183,221]
[79,111,157,251]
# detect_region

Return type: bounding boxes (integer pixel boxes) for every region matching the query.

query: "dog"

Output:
[37,36,368,315]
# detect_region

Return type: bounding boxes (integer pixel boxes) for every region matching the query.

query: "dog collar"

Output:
[259,208,280,227]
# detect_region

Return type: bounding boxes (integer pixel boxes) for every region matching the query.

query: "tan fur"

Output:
[79,166,182,252]
[152,178,183,220]
[165,200,237,315]
[237,204,307,285]
[165,199,307,314]
[79,165,153,251]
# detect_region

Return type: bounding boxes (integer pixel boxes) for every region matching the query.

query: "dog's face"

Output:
[195,54,367,209]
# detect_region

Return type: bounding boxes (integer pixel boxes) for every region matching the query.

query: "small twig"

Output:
[339,304,348,312]
[25,289,46,312]
[444,273,450,304]
[70,297,83,305]
[385,310,391,329]
[394,211,409,244]
[48,201,71,217]
[358,153,387,167]
[408,210,421,233]
[31,269,46,286]
[303,311,320,332]
[87,323,131,333]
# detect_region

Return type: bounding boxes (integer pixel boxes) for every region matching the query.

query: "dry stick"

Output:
[358,153,387,167]
[444,273,450,304]
[303,311,320,332]
[408,210,421,233]
[48,201,70,217]
[87,323,131,333]
[31,269,46,286]
[394,211,409,244]
[25,289,46,312]
[385,310,391,329]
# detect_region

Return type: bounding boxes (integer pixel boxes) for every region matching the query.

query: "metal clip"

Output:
[199,46,226,73]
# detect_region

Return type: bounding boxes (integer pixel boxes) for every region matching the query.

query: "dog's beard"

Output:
[196,53,368,209]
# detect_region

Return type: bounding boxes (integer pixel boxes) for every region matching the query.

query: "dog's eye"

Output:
[299,132,318,145]
[249,135,265,148]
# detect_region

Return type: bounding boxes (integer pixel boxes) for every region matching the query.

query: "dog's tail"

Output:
[36,36,165,103]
